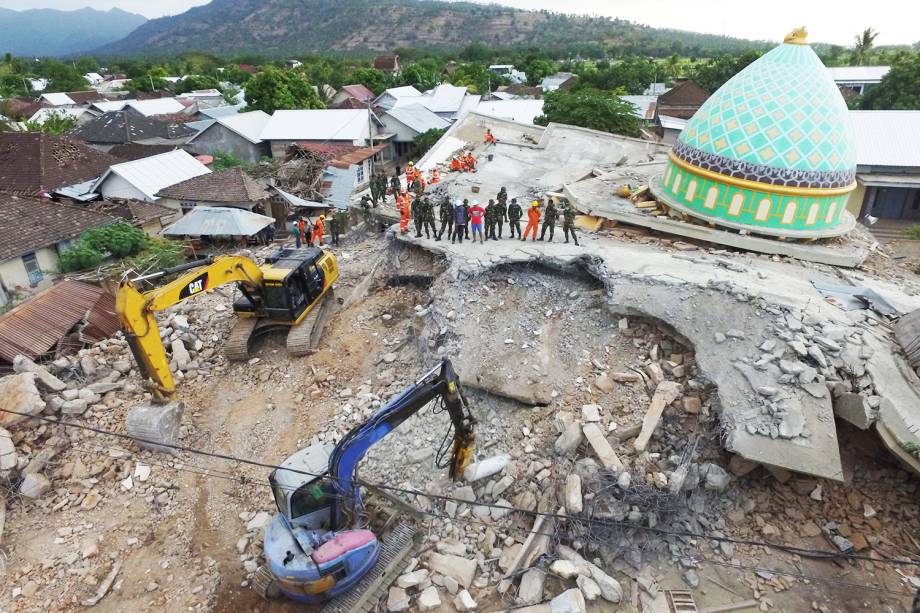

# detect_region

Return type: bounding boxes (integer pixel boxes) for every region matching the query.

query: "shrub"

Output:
[902,225,920,240]
[82,222,147,258]
[59,243,104,272]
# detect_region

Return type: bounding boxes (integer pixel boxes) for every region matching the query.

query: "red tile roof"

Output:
[339,84,375,102]
[0,195,119,260]
[0,280,118,362]
[0,132,120,196]
[155,166,269,203]
[373,55,400,71]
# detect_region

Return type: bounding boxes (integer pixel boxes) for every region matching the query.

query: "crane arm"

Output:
[115,255,264,400]
[327,359,476,529]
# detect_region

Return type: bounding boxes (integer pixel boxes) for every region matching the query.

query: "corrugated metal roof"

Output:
[850,110,920,169]
[324,166,357,210]
[199,104,245,119]
[0,280,116,363]
[423,84,468,113]
[90,98,187,118]
[620,95,657,120]
[658,114,689,130]
[93,149,212,201]
[40,92,76,106]
[28,107,90,125]
[475,99,544,125]
[385,104,450,134]
[827,66,890,83]
[273,186,327,210]
[163,206,274,236]
[213,110,271,144]
[260,109,370,142]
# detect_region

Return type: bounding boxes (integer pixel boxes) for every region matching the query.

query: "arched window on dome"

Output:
[685,180,697,202]
[806,203,819,226]
[781,201,797,225]
[825,201,838,224]
[704,186,718,210]
[665,166,673,187]
[755,198,772,222]
[672,173,682,195]
[728,193,744,216]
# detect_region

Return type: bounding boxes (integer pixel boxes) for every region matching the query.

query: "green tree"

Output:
[398,64,439,91]
[74,56,100,75]
[860,53,920,109]
[574,57,656,95]
[349,67,389,95]
[41,60,87,93]
[24,112,79,135]
[535,88,641,137]
[0,73,31,98]
[212,150,244,171]
[852,28,879,66]
[690,50,762,94]
[244,67,325,114]
[521,57,556,86]
[175,74,221,93]
[124,73,169,93]
[412,127,447,158]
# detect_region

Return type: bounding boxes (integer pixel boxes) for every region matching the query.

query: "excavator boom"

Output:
[116,255,264,400]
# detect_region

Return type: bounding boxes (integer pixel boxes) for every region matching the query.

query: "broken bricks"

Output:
[634,381,682,452]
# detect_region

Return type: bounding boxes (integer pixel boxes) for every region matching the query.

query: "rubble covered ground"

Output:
[0,228,918,613]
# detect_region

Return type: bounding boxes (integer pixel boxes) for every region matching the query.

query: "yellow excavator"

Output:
[115,248,339,401]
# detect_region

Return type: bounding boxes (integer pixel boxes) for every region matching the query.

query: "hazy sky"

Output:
[0,0,916,46]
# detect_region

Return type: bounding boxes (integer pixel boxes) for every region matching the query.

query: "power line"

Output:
[5,406,920,572]
[48,439,920,600]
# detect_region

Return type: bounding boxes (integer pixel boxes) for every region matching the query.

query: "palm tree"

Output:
[852,28,879,66]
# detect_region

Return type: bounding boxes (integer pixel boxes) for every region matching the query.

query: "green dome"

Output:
[652,28,858,238]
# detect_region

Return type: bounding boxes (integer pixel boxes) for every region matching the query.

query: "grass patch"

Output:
[902,225,920,240]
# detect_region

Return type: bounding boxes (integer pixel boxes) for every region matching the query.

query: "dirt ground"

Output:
[1,230,919,613]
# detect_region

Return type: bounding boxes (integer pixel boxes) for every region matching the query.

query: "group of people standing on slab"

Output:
[405,187,580,246]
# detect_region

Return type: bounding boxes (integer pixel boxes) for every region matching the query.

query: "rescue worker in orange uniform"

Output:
[450,157,462,172]
[311,214,325,246]
[484,128,497,144]
[522,200,541,241]
[429,166,441,184]
[405,161,417,183]
[396,188,411,234]
[464,153,477,172]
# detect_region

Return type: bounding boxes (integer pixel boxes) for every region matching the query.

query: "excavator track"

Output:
[225,317,259,361]
[321,522,418,613]
[286,290,336,357]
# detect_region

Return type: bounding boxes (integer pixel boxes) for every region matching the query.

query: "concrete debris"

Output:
[576,574,602,601]
[564,474,583,514]
[81,561,121,607]
[126,402,184,452]
[19,473,51,498]
[453,589,478,611]
[582,423,622,470]
[0,426,17,471]
[549,588,587,613]
[464,454,509,482]
[634,381,681,452]
[517,568,546,605]
[0,373,45,427]
[387,586,411,612]
[427,553,477,588]
[550,559,581,580]
[417,586,442,611]
[12,355,66,392]
[833,393,876,429]
[555,421,583,455]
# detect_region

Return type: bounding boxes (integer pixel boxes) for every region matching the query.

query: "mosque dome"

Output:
[652,27,858,237]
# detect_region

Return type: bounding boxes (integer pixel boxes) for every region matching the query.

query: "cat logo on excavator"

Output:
[178,272,209,299]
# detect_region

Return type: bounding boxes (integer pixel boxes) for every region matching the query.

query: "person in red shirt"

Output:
[468,199,486,244]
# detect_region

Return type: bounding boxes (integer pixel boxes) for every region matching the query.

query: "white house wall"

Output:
[97,173,151,202]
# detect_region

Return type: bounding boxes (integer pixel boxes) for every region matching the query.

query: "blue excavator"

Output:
[257,359,476,604]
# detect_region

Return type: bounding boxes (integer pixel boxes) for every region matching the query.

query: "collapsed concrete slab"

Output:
[392,227,920,480]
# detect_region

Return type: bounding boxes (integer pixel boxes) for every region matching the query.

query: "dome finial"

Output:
[784,26,809,45]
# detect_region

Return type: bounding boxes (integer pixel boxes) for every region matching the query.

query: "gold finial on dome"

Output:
[784,26,809,45]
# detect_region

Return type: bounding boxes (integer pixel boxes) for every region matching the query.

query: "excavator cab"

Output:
[233,248,337,324]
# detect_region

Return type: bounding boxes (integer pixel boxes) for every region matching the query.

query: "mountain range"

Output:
[0,7,147,57]
[94,0,762,57]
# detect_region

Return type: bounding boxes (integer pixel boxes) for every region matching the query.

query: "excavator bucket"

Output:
[448,426,475,481]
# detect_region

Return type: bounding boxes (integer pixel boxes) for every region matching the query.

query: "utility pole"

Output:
[367,100,375,177]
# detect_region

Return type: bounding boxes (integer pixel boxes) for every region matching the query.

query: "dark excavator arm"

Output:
[326,359,475,530]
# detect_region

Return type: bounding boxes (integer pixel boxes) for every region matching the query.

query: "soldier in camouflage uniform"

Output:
[374,172,388,205]
[495,188,508,238]
[539,197,558,242]
[436,195,453,241]
[412,195,424,238]
[421,197,437,239]
[485,199,497,240]
[507,197,523,239]
[390,172,401,200]
[369,172,381,205]
[462,199,471,239]
[561,200,580,246]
